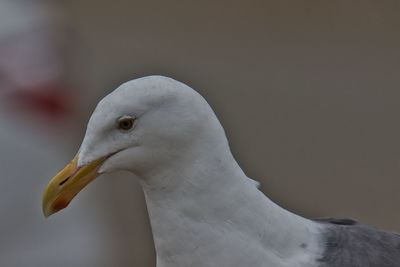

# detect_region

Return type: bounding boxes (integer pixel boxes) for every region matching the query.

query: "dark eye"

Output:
[117,117,135,131]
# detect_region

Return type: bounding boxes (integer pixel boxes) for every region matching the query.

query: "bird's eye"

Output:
[117,117,135,131]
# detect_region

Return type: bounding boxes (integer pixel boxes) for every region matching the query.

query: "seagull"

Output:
[42,76,400,267]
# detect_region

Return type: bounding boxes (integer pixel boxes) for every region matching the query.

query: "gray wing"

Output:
[314,217,400,267]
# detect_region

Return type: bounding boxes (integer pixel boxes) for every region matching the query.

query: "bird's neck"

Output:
[138,144,322,266]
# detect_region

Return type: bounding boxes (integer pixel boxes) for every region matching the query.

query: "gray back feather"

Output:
[315,217,400,267]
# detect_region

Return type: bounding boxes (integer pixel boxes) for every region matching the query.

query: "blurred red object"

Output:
[0,1,75,122]
[6,82,73,119]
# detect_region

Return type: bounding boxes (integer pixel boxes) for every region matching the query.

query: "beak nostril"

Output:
[59,177,70,186]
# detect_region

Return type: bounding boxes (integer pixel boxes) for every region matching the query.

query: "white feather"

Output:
[79,76,324,267]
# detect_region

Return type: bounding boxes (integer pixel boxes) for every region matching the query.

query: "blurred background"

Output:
[0,0,399,266]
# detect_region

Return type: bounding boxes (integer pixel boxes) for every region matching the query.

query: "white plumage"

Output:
[43,76,400,267]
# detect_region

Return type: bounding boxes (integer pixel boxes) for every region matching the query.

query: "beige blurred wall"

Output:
[59,1,400,266]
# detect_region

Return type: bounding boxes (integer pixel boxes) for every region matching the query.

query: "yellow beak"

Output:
[42,154,107,217]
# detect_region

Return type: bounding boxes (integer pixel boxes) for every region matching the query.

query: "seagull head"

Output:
[42,75,228,217]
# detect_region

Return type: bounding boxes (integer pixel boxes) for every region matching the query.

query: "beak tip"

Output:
[43,210,51,218]
[42,204,53,218]
[42,196,71,218]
